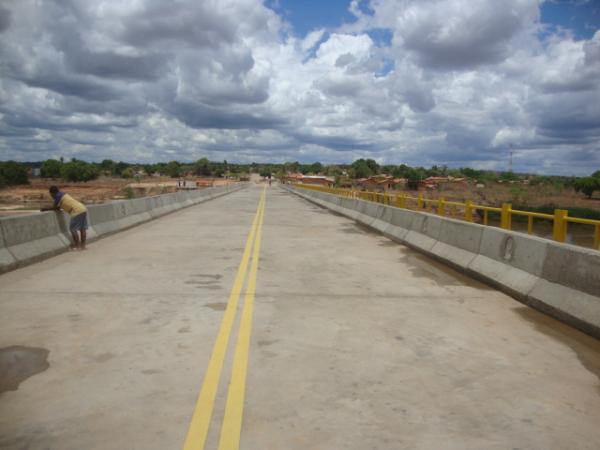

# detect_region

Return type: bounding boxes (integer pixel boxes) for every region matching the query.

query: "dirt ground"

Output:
[405,182,600,211]
[0,176,236,215]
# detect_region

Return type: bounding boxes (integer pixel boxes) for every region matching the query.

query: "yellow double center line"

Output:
[184,187,266,450]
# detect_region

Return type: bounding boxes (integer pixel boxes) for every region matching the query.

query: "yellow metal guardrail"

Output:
[291,183,600,250]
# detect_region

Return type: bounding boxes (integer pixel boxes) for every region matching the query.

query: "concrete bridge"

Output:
[1,184,600,449]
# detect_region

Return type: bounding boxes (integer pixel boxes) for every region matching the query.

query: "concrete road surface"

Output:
[1,184,600,450]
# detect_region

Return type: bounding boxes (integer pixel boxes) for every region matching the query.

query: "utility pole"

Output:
[509,143,514,173]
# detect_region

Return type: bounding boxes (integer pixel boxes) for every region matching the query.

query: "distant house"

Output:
[284,173,304,183]
[300,175,334,187]
[284,174,334,188]
[422,176,467,189]
[356,176,405,192]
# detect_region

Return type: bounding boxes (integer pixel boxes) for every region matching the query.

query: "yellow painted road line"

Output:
[183,189,265,450]
[217,189,266,450]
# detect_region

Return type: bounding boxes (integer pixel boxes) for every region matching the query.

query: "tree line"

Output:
[1,158,599,199]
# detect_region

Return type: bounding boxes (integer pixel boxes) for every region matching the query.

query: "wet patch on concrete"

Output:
[193,274,223,280]
[399,250,491,289]
[68,313,82,322]
[205,302,227,311]
[340,223,379,236]
[93,352,115,363]
[186,275,222,288]
[326,209,345,217]
[261,350,278,358]
[139,316,155,325]
[257,339,279,347]
[185,280,220,286]
[178,326,191,333]
[514,306,600,395]
[141,369,160,375]
[395,336,404,341]
[0,346,50,393]
[195,285,223,290]
[0,434,36,449]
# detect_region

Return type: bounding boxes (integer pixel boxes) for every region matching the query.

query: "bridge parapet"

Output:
[285,185,600,339]
[0,183,245,274]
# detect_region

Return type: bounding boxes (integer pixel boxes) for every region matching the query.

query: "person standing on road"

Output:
[41,186,88,250]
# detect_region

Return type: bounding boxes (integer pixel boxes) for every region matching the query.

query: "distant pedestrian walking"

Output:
[41,186,88,250]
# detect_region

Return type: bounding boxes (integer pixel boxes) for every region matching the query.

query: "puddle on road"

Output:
[340,222,379,236]
[205,302,227,311]
[515,307,600,396]
[193,274,223,280]
[399,251,491,289]
[0,346,50,393]
[93,353,115,363]
[196,285,223,290]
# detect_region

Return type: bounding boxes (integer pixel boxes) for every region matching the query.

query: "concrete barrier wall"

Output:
[0,184,245,274]
[284,185,600,339]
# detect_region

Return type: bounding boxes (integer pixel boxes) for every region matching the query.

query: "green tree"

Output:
[113,161,129,176]
[0,161,29,186]
[121,167,135,179]
[574,177,600,199]
[309,162,323,174]
[459,167,482,180]
[592,170,600,179]
[325,165,342,177]
[364,158,379,174]
[350,160,373,178]
[60,160,99,182]
[41,159,62,178]
[100,159,115,174]
[194,158,212,176]
[165,161,182,178]
[143,164,155,176]
[392,164,410,178]
[500,171,519,182]
[299,164,311,175]
[406,167,424,182]
[284,161,300,173]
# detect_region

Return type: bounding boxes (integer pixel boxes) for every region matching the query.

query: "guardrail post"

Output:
[437,198,445,216]
[501,203,512,230]
[465,200,473,222]
[417,194,424,210]
[594,224,600,250]
[397,194,405,208]
[553,209,568,243]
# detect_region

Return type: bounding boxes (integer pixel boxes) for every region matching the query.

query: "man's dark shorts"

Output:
[70,212,88,231]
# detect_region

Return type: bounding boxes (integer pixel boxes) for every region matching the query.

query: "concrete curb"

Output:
[0,184,246,275]
[283,185,600,339]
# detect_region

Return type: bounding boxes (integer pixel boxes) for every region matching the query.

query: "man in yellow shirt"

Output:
[42,186,88,250]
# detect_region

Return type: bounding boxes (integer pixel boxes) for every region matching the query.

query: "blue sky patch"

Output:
[541,0,599,40]
[266,0,357,36]
[366,28,393,47]
[266,0,599,40]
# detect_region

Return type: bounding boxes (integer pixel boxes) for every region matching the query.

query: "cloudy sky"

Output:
[0,0,599,174]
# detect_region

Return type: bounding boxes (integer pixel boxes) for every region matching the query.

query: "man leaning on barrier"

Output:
[41,186,88,250]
